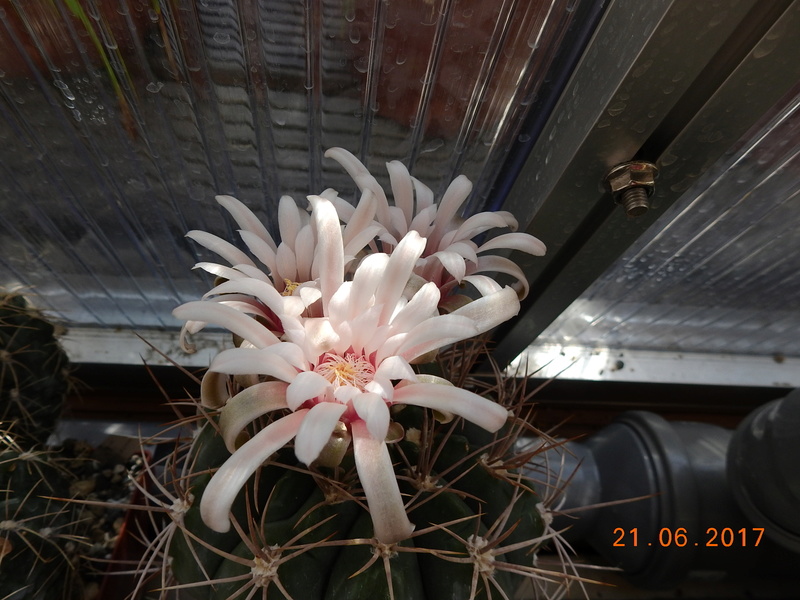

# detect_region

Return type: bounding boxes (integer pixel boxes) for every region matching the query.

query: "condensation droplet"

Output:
[518,133,531,143]
[349,26,361,44]
[353,56,368,73]
[213,32,230,44]
[421,138,444,153]
[146,81,164,93]
[607,102,626,117]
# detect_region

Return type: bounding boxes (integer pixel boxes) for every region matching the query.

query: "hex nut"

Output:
[605,161,658,197]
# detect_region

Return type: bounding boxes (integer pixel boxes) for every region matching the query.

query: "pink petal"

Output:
[286,370,331,410]
[392,383,509,432]
[294,402,348,465]
[200,409,308,533]
[351,421,415,543]
[218,381,290,452]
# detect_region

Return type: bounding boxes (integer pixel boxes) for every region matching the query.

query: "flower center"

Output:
[314,352,375,391]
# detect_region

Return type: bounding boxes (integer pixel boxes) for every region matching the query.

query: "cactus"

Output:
[128,341,573,600]
[1,293,71,448]
[0,292,87,600]
[130,153,581,599]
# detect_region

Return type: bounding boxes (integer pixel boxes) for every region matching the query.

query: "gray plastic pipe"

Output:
[523,389,800,588]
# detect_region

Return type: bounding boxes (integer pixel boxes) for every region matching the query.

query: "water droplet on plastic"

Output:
[146,81,164,93]
[421,138,444,153]
[349,26,361,44]
[607,102,626,117]
[213,32,230,44]
[354,57,368,73]
[345,7,356,22]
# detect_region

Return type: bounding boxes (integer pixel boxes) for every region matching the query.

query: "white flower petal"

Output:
[477,232,546,256]
[473,255,531,299]
[430,250,466,283]
[192,262,247,281]
[351,421,415,544]
[294,224,315,282]
[408,203,438,238]
[294,402,348,465]
[374,355,416,383]
[450,285,520,333]
[391,313,478,363]
[325,147,392,226]
[445,211,515,245]
[388,281,440,334]
[411,176,434,211]
[392,383,509,432]
[187,230,255,268]
[173,301,279,349]
[309,196,344,313]
[461,274,503,296]
[376,231,426,323]
[275,242,298,282]
[239,230,278,278]
[200,409,307,533]
[216,195,276,252]
[218,381,289,452]
[203,277,290,318]
[387,160,414,229]
[286,371,331,410]
[278,195,303,246]
[343,188,378,247]
[429,175,472,248]
[353,393,390,442]
[209,347,299,383]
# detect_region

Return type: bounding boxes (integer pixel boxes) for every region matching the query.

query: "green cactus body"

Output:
[0,293,83,600]
[166,406,545,600]
[1,294,70,447]
[0,445,83,600]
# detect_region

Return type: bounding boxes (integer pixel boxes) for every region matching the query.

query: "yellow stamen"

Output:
[282,278,300,296]
[314,352,375,390]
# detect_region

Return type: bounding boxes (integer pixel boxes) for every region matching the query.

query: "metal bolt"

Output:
[605,161,658,218]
